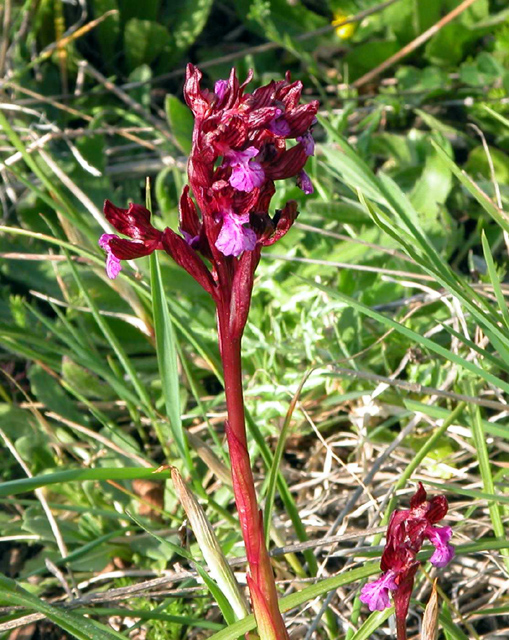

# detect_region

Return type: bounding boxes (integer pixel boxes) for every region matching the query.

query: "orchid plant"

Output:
[361,483,454,640]
[99,64,318,639]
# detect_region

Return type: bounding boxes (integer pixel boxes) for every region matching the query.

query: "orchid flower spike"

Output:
[360,483,454,640]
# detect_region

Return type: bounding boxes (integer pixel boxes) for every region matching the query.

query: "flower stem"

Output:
[218,312,289,640]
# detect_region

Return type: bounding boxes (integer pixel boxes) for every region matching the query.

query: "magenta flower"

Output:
[361,483,454,640]
[98,234,123,279]
[216,210,257,257]
[297,130,315,156]
[99,65,318,277]
[225,147,265,192]
[427,526,454,567]
[360,570,397,611]
[297,170,313,194]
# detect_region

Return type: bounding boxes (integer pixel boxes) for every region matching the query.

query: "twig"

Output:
[353,0,481,88]
[0,0,12,79]
[266,253,435,281]
[79,62,175,144]
[44,412,154,468]
[329,365,508,412]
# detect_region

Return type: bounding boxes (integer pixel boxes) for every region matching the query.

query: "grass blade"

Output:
[150,251,192,468]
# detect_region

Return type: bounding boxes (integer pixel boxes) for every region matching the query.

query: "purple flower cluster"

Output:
[99,64,317,286]
[361,484,454,638]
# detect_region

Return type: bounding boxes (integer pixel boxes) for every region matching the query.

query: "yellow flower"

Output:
[332,10,356,40]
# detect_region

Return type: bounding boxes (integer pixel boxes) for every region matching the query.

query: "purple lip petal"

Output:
[229,162,265,192]
[214,79,228,101]
[99,234,122,279]
[215,212,257,257]
[427,526,455,568]
[297,130,315,156]
[360,571,397,612]
[296,170,313,194]
[226,147,265,192]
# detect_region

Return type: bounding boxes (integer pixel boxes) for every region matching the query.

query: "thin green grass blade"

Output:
[150,251,192,468]
[431,139,509,233]
[77,608,224,631]
[0,111,79,226]
[482,105,509,128]
[0,574,126,640]
[440,323,509,373]
[263,369,312,546]
[63,245,155,416]
[245,409,318,575]
[481,231,509,331]
[467,385,509,572]
[21,304,144,407]
[349,609,393,640]
[404,399,509,440]
[424,481,509,506]
[0,467,170,498]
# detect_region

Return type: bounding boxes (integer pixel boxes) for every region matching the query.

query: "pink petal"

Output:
[360,571,397,612]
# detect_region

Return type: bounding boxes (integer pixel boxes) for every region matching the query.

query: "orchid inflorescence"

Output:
[99,64,319,306]
[361,483,454,639]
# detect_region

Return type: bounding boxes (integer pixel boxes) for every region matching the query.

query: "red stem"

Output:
[218,309,289,639]
[396,616,407,640]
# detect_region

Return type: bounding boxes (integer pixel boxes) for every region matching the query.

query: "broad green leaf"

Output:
[124,19,170,71]
[171,0,214,57]
[118,0,160,22]
[165,94,194,155]
[90,0,120,65]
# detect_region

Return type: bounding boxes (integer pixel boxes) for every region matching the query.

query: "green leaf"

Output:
[431,139,509,233]
[466,145,509,183]
[165,95,194,155]
[349,609,393,640]
[29,364,87,424]
[118,0,160,22]
[124,19,170,71]
[90,0,120,65]
[410,139,453,228]
[171,0,214,57]
[150,251,192,467]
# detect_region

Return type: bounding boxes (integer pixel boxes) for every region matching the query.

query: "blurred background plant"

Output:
[0,0,508,639]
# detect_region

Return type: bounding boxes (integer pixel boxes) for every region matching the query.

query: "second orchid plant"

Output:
[100,64,318,639]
